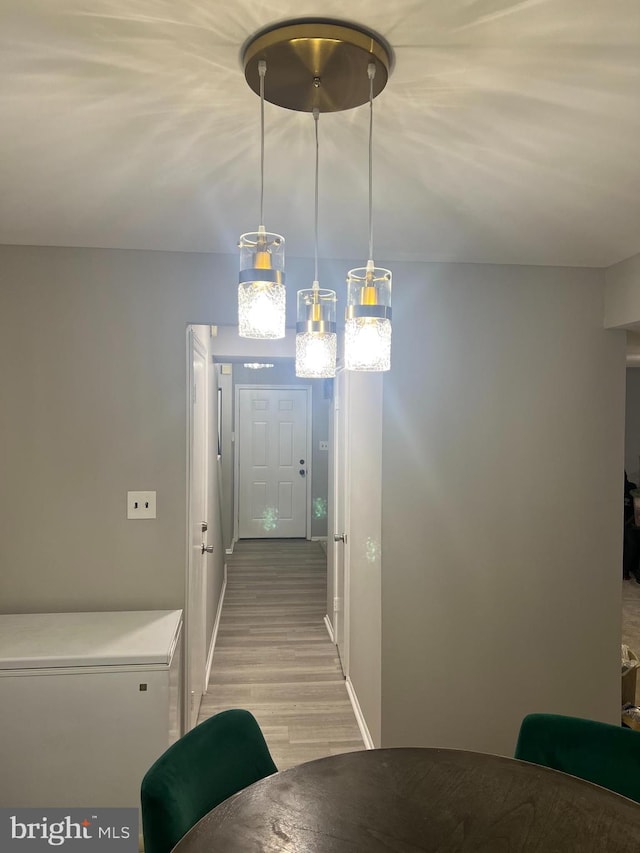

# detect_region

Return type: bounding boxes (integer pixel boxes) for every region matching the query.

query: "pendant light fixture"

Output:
[345,63,392,372]
[296,108,337,379]
[240,20,392,355]
[238,60,286,339]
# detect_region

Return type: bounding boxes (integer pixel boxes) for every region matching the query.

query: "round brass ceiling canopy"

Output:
[242,19,392,113]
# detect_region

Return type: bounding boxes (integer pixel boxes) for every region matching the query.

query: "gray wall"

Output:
[0,245,238,613]
[380,262,626,755]
[347,372,383,746]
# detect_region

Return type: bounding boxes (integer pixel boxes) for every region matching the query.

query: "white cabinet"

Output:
[0,610,182,809]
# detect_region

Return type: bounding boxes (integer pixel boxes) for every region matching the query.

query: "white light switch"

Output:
[319,441,329,451]
[127,491,157,519]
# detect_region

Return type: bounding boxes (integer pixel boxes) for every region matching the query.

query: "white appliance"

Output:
[0,609,183,809]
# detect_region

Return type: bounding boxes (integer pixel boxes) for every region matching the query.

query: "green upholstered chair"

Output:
[141,709,277,853]
[515,713,640,803]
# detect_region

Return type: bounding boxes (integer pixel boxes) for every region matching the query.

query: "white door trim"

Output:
[234,384,313,541]
[204,562,227,692]
[184,327,209,731]
[345,676,374,749]
[333,367,351,677]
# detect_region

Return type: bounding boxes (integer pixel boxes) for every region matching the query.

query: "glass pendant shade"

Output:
[344,263,392,371]
[295,287,337,378]
[238,228,286,339]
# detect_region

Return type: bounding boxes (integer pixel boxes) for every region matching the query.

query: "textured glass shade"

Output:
[238,281,286,339]
[296,332,337,378]
[295,287,337,378]
[345,317,391,371]
[238,229,286,339]
[344,264,392,371]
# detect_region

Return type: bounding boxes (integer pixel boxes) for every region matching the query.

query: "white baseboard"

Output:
[345,676,375,750]
[225,542,234,555]
[204,565,227,692]
[324,614,335,643]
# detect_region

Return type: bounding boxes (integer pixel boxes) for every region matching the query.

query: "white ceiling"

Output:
[1,0,639,267]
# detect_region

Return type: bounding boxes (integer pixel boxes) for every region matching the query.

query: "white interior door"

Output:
[333,369,350,674]
[237,387,309,538]
[187,329,208,729]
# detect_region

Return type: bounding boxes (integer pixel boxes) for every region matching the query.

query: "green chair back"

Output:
[515,713,640,803]
[141,709,277,853]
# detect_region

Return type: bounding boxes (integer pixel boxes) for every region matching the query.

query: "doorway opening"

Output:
[216,356,330,554]
[234,384,312,541]
[185,332,333,732]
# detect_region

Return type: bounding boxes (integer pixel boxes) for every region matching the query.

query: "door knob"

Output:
[299,469,306,477]
[334,533,346,543]
[201,544,214,554]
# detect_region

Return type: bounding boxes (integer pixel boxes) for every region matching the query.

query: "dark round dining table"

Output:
[172,747,640,852]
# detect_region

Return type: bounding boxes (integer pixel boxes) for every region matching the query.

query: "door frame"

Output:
[332,367,351,676]
[233,384,313,542]
[184,327,209,731]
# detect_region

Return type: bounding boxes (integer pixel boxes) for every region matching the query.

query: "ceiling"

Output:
[1,0,639,267]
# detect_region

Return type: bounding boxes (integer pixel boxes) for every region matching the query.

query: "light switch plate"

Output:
[319,440,329,451]
[127,491,156,519]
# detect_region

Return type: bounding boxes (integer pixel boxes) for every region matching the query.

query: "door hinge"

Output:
[333,597,341,612]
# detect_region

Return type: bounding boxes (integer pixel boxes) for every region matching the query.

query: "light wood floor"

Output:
[198,538,364,769]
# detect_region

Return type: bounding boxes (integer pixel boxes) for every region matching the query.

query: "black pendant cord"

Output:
[313,107,320,287]
[258,60,266,229]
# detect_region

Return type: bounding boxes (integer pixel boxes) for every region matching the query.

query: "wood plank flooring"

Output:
[198,538,364,769]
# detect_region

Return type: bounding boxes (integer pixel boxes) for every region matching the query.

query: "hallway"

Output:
[198,539,364,769]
